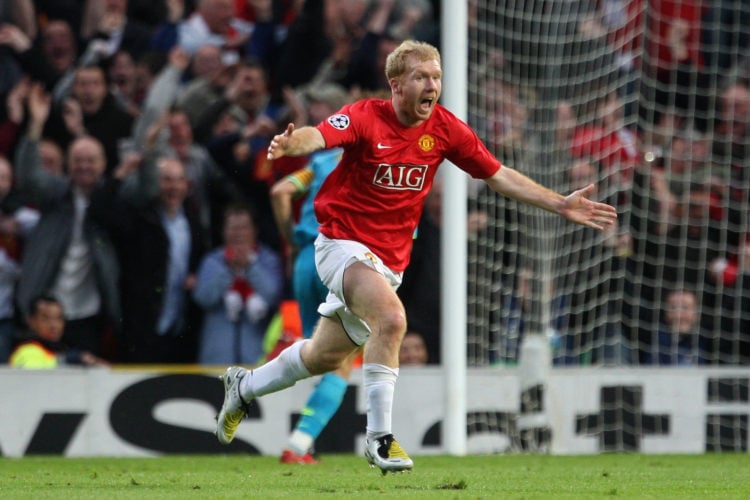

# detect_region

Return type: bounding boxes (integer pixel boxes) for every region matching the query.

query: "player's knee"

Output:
[378,308,407,339]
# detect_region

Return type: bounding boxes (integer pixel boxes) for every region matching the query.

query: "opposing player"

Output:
[216,40,617,473]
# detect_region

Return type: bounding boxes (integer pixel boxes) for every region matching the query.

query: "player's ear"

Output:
[389,77,401,95]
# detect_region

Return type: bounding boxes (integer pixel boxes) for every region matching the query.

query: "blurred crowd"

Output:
[0,0,439,367]
[465,0,750,366]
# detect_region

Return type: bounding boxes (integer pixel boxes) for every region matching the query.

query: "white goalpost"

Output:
[440,0,469,456]
[442,0,750,454]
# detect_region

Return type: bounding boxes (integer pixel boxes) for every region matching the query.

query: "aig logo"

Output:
[373,164,428,191]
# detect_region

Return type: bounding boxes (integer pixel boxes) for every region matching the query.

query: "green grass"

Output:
[1,453,749,499]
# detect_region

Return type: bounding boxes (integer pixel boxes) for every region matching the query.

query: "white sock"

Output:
[287,429,314,455]
[240,339,311,400]
[363,363,399,440]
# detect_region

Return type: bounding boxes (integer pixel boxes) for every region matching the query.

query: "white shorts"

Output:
[314,234,403,345]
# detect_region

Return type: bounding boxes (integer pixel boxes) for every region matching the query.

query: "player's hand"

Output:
[559,183,618,231]
[266,123,295,160]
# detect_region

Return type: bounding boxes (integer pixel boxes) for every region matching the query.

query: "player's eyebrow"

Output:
[414,67,442,79]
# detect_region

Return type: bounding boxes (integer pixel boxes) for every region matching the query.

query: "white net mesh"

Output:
[465,0,750,368]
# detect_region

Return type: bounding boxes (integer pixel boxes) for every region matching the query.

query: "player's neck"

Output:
[391,99,425,128]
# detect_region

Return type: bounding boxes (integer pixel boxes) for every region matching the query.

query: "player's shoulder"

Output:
[324,98,391,131]
[427,104,472,136]
[431,103,463,122]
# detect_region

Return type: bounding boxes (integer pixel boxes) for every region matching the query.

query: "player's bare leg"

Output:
[216,316,357,445]
[342,262,413,474]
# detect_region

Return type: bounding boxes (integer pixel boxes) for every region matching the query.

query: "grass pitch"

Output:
[1,453,749,499]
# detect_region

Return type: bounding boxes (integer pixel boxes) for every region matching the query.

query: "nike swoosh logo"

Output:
[377,143,393,149]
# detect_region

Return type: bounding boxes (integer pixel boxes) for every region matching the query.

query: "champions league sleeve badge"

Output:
[327,114,350,130]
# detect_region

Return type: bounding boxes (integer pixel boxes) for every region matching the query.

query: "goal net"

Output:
[466,2,750,367]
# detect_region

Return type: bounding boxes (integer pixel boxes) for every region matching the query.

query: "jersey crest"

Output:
[418,134,435,152]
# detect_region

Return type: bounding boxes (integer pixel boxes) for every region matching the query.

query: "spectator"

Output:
[629,180,723,364]
[713,82,750,263]
[398,330,428,366]
[570,92,638,185]
[662,129,716,200]
[137,45,227,140]
[273,0,369,91]
[105,50,143,118]
[0,20,78,92]
[9,294,109,368]
[0,77,30,157]
[151,0,253,64]
[0,0,36,42]
[90,153,209,363]
[705,235,750,364]
[641,1,711,123]
[554,101,578,156]
[38,139,66,177]
[663,185,723,289]
[33,0,86,37]
[202,59,289,248]
[339,0,399,93]
[80,0,153,60]
[131,46,193,148]
[191,57,282,145]
[44,65,134,173]
[193,203,283,364]
[391,0,436,43]
[131,50,168,109]
[226,0,294,73]
[14,84,121,358]
[190,44,224,80]
[0,155,39,363]
[648,289,706,365]
[234,0,300,26]
[162,108,244,247]
[474,76,530,162]
[0,0,36,93]
[714,80,750,167]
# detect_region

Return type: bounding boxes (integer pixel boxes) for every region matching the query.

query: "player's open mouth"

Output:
[419,98,434,112]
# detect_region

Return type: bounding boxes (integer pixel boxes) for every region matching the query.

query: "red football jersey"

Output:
[314,98,501,272]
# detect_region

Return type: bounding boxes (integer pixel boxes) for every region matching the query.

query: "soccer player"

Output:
[270,148,360,464]
[216,40,618,473]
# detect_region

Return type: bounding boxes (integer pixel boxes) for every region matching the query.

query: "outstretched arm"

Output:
[484,165,617,231]
[267,123,326,159]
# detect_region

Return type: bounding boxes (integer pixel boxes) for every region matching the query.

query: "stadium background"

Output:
[3,0,750,457]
